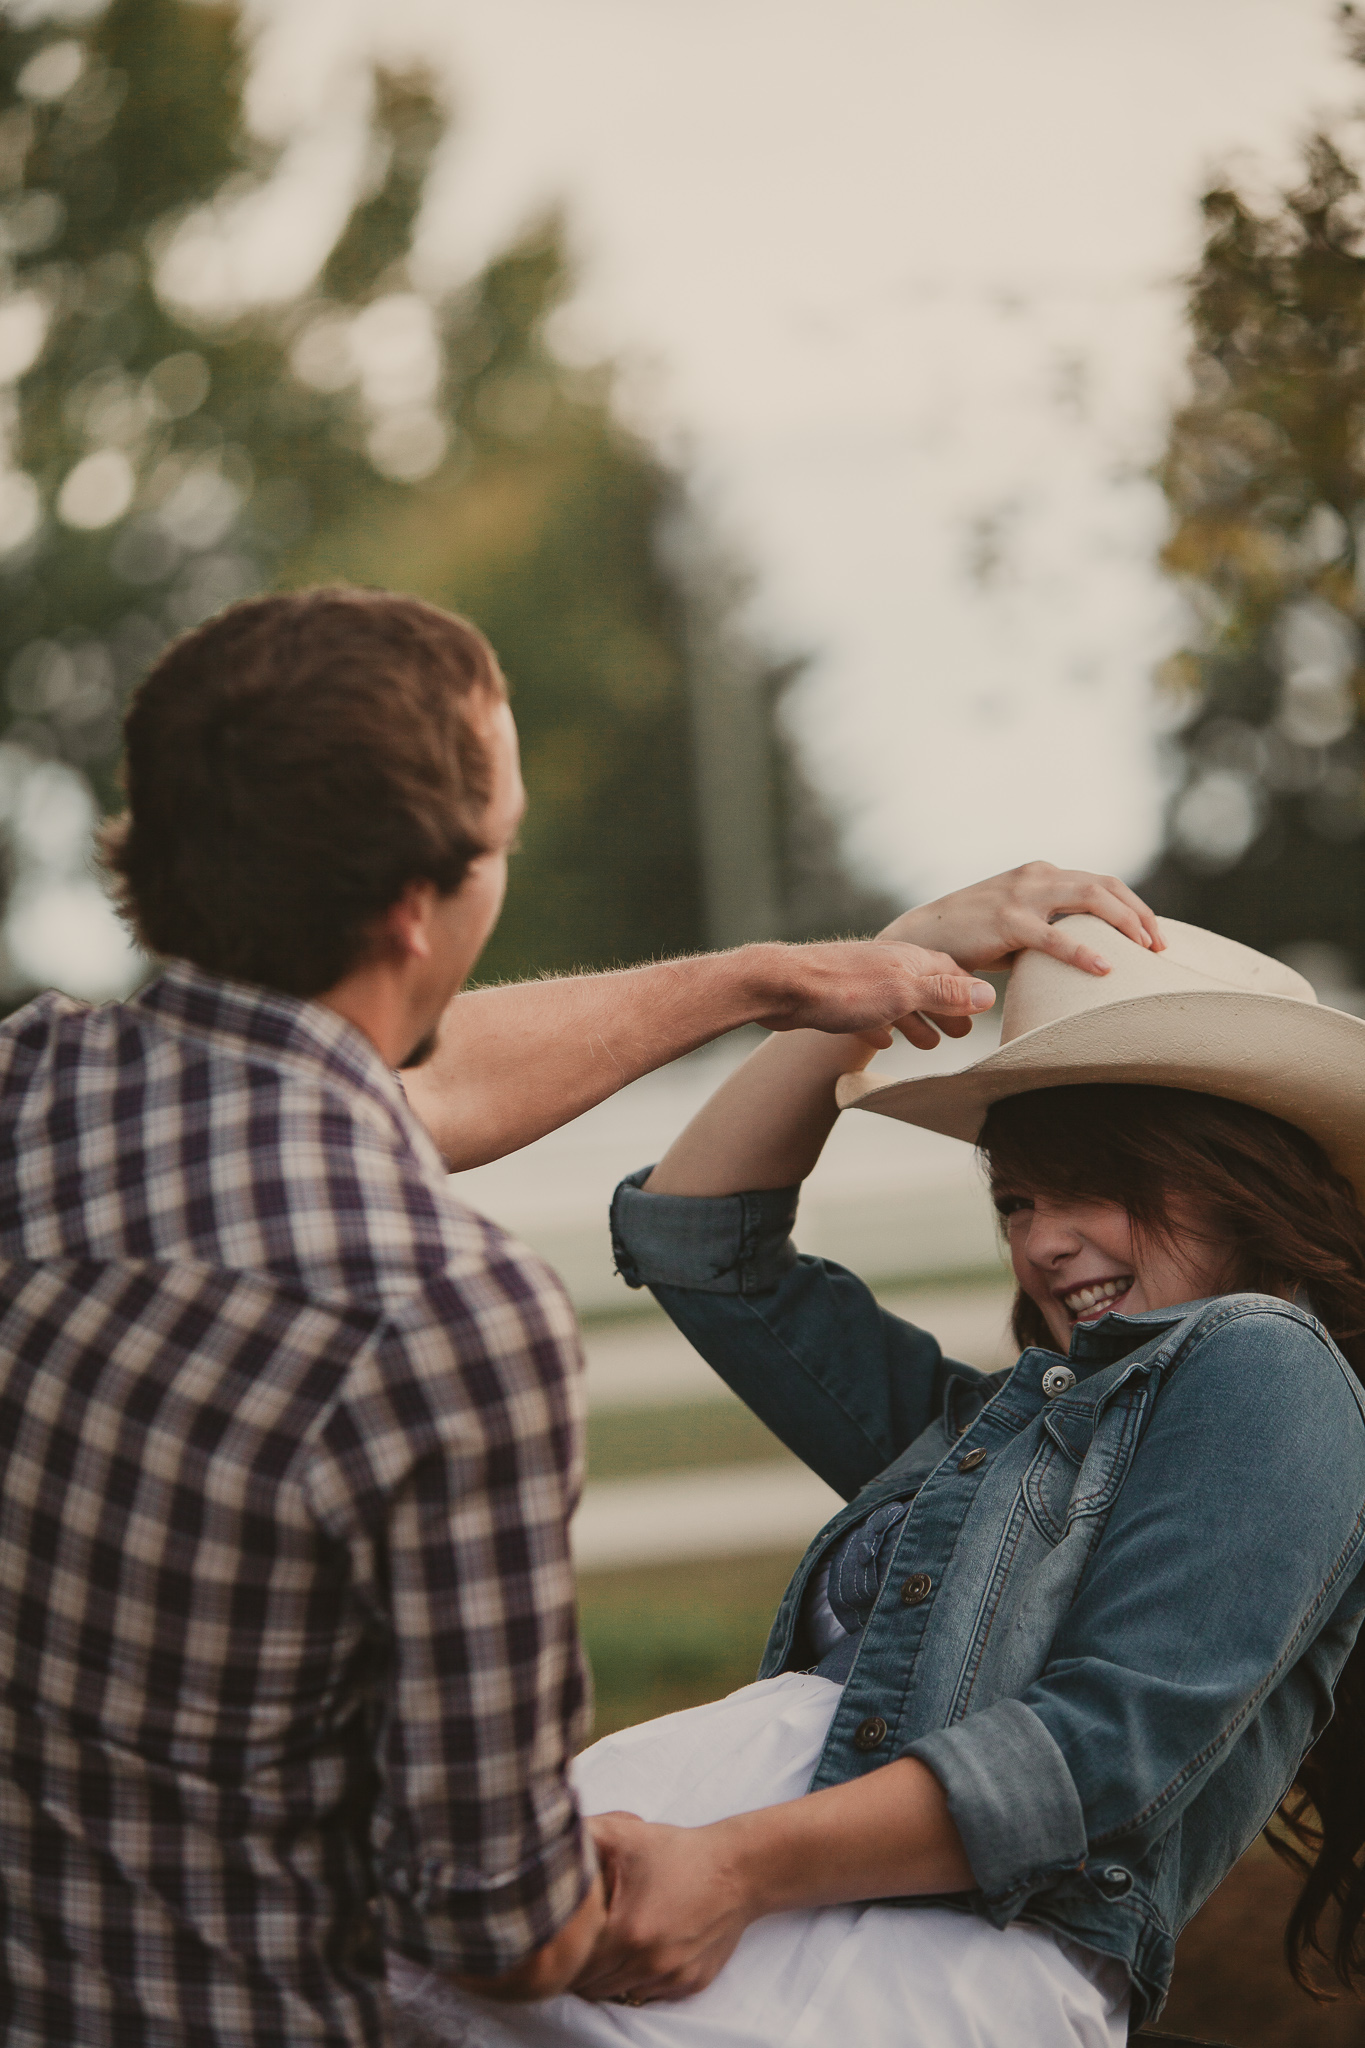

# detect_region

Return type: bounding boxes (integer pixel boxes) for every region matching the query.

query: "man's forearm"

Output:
[402,947,791,1170]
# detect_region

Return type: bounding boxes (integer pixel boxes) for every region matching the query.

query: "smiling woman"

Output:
[981,1084,1365,1363]
[394,867,1365,2047]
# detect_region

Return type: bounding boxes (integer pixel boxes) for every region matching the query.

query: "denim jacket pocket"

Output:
[957,1382,1156,1717]
[1023,1435,1082,1548]
[1026,1383,1151,1546]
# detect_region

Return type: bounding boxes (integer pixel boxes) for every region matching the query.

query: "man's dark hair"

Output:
[102,587,507,997]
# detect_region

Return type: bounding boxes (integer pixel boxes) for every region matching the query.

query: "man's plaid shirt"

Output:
[0,962,595,2046]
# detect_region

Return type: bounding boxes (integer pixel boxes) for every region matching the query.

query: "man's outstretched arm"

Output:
[404,863,1161,1172]
[401,938,995,1170]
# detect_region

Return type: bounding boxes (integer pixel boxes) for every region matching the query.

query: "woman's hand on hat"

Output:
[879,861,1162,979]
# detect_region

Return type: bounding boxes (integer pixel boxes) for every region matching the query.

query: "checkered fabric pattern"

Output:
[0,962,595,2046]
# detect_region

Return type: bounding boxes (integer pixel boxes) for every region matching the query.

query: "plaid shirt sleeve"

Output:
[302,1227,597,1978]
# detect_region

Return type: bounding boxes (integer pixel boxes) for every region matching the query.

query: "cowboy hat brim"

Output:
[836,989,1365,1198]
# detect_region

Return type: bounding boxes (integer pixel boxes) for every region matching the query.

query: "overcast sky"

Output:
[12,0,1361,996]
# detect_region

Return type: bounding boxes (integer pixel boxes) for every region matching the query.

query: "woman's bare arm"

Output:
[574,1758,971,2006]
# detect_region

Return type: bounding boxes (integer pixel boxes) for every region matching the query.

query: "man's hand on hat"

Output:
[815,861,1163,1054]
[753,938,997,1052]
[879,862,1163,980]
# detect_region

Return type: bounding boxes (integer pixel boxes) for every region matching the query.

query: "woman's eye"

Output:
[993,1194,1032,1217]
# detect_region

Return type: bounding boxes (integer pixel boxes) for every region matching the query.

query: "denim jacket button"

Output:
[958,1448,987,1473]
[853,1714,888,1752]
[900,1573,933,1607]
[1041,1365,1077,1398]
[1099,1864,1133,1897]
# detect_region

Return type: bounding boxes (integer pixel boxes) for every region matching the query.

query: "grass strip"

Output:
[578,1548,805,1739]
[586,1398,796,1482]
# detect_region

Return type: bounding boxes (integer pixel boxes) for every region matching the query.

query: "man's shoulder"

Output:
[0,988,137,1109]
[316,1206,583,1512]
[0,986,95,1054]
[394,1191,579,1353]
[0,982,461,1297]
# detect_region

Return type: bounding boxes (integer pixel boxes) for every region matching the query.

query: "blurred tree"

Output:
[4,0,889,994]
[283,212,715,978]
[0,0,494,982]
[1143,7,1365,970]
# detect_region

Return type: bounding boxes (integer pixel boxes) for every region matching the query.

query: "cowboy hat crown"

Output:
[837,914,1365,1195]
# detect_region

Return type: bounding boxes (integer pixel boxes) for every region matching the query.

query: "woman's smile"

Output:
[997,1189,1232,1353]
[1056,1275,1134,1323]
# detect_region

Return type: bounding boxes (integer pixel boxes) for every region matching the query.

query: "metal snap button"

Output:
[900,1573,933,1607]
[1099,1864,1133,1897]
[853,1714,888,1751]
[957,1447,987,1473]
[1041,1364,1077,1398]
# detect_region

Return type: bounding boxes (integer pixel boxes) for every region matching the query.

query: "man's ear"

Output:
[378,880,437,964]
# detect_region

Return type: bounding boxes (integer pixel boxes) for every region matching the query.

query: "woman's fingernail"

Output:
[970,981,995,1009]
[1093,955,1111,973]
[1141,931,1153,947]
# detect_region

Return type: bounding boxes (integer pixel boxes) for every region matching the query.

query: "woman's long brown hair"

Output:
[978,1083,1365,1999]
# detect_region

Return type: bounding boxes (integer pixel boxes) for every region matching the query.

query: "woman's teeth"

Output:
[1061,1277,1132,1319]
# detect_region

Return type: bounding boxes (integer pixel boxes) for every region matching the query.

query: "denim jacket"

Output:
[609,1168,1365,2027]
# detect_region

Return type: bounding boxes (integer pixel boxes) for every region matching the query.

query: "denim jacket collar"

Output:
[1065,1296,1220,1371]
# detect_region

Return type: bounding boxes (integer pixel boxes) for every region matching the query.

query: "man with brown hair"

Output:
[0,587,996,2046]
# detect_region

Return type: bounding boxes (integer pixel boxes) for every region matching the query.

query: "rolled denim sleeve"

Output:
[610,1164,800,1295]
[906,1700,1088,1898]
[908,1307,1365,1921]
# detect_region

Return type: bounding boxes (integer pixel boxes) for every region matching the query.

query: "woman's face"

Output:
[996,1188,1232,1355]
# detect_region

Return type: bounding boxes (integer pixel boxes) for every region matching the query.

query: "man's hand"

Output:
[451,1874,606,2005]
[571,1811,752,2007]
[751,938,996,1052]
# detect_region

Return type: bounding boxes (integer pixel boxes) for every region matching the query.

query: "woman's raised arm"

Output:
[645,864,1161,1198]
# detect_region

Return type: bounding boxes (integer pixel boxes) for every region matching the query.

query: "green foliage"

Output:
[286,215,707,977]
[1146,12,1365,963]
[0,0,424,809]
[0,0,711,980]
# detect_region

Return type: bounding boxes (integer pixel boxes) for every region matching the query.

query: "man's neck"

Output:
[316,966,422,1071]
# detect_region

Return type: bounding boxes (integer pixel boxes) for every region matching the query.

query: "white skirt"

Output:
[389,1673,1130,2048]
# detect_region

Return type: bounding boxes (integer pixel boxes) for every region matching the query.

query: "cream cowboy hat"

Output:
[836,913,1365,1197]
